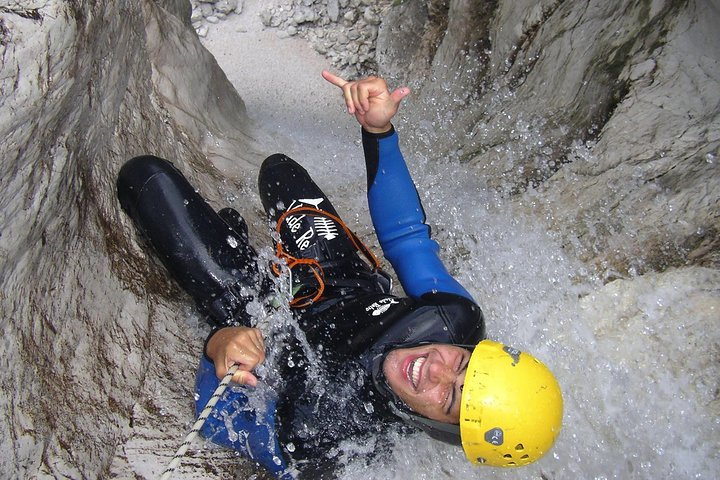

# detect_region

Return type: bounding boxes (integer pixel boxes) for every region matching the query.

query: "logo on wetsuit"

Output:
[365,297,399,316]
[285,197,339,250]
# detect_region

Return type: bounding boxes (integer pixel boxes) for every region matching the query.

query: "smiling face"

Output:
[382,344,471,423]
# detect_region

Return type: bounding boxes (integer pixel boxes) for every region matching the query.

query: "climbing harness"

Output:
[272,206,385,308]
[159,364,239,480]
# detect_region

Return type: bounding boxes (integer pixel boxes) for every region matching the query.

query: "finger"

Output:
[346,90,356,114]
[321,69,347,88]
[215,361,237,380]
[323,70,359,114]
[357,83,378,113]
[232,369,258,387]
[254,329,265,352]
[333,82,355,114]
[350,83,365,115]
[248,328,265,351]
[390,86,411,106]
[235,329,262,355]
[245,333,266,361]
[228,346,265,368]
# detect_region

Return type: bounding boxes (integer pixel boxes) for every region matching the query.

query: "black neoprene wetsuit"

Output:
[116,127,485,479]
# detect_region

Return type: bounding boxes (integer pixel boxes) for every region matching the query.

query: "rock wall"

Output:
[374,0,719,278]
[0,0,261,477]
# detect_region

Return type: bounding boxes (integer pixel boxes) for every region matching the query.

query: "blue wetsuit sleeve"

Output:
[361,127,474,301]
[195,356,294,479]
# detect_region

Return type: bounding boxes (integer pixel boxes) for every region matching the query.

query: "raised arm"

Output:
[322,72,474,301]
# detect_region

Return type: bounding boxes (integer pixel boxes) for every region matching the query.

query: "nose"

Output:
[427,360,456,385]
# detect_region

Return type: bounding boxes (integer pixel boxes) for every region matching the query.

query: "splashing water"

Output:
[191,118,718,479]
[194,12,719,479]
[237,105,717,479]
[322,142,718,480]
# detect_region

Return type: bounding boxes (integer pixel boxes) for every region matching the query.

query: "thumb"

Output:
[390,87,410,105]
[232,369,259,387]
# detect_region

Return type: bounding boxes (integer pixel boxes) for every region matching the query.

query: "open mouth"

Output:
[406,356,426,389]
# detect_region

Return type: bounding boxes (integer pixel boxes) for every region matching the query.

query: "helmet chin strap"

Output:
[386,400,462,446]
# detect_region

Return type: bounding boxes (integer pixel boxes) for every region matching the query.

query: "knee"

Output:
[117,155,175,193]
[259,153,288,183]
[260,153,290,169]
[116,155,180,214]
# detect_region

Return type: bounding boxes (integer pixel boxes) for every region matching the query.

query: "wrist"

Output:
[204,326,226,361]
[363,123,393,134]
[362,124,396,139]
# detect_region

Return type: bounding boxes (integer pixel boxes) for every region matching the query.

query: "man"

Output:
[117,72,562,479]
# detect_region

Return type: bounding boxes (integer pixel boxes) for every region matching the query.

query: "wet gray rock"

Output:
[327,0,340,21]
[376,0,720,278]
[194,0,389,73]
[0,0,262,478]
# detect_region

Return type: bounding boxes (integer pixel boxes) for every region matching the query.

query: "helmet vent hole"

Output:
[507,461,517,466]
[521,454,530,460]
[503,454,513,459]
[515,443,525,451]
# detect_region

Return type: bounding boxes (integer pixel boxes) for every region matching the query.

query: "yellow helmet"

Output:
[460,340,563,467]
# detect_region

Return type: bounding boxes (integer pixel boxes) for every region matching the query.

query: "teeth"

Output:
[410,357,426,389]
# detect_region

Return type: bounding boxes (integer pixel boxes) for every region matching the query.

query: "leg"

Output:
[117,155,259,326]
[258,154,356,257]
[258,154,391,306]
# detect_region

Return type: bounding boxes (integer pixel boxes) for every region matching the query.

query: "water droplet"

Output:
[227,235,238,248]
